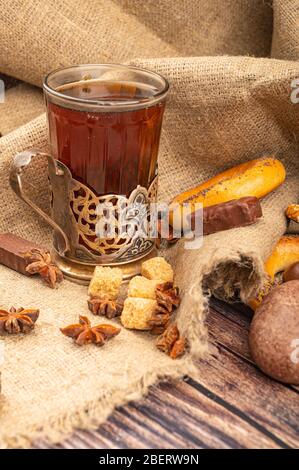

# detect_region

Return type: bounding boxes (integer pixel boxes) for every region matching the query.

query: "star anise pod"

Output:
[0,307,39,334]
[24,249,63,288]
[156,324,179,353]
[147,282,181,334]
[60,315,120,346]
[169,337,186,359]
[87,297,123,319]
[156,282,181,313]
[156,323,187,359]
[150,326,167,335]
[148,312,172,333]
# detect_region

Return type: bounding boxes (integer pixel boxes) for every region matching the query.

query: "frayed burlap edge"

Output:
[175,247,266,359]
[0,246,265,449]
[202,250,267,304]
[0,356,199,449]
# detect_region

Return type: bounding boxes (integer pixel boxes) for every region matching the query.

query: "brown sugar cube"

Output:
[128,276,160,300]
[141,256,174,283]
[121,297,158,330]
[88,266,123,300]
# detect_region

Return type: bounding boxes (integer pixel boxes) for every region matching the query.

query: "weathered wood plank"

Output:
[34,299,299,449]
[36,379,282,449]
[194,344,299,447]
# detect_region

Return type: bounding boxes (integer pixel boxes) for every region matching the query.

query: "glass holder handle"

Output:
[9,149,70,255]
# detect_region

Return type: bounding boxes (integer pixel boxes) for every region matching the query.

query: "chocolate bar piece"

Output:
[0,233,45,275]
[190,197,263,236]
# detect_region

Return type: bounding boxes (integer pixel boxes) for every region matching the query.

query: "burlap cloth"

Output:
[0,0,298,448]
[0,83,44,136]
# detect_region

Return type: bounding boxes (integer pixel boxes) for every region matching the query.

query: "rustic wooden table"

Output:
[35,298,299,449]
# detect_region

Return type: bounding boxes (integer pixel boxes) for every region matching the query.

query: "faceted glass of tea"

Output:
[43,64,169,197]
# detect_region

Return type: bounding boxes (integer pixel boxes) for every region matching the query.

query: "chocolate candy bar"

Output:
[0,233,45,275]
[190,197,263,235]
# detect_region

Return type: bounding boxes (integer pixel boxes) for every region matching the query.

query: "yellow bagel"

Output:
[264,236,299,281]
[169,157,286,229]
[248,236,299,310]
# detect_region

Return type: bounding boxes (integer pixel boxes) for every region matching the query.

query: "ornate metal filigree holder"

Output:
[10,149,158,284]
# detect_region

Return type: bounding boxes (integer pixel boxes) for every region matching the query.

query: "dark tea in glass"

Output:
[44,65,169,197]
